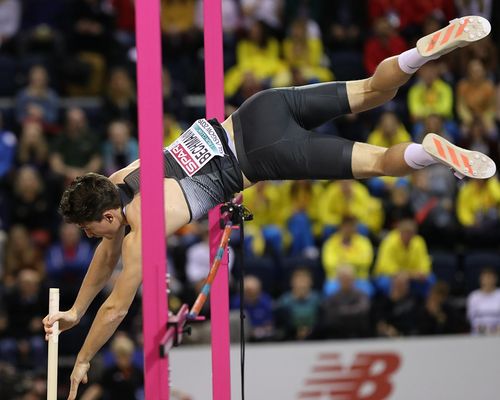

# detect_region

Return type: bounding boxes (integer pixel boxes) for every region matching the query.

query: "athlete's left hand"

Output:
[68,360,90,400]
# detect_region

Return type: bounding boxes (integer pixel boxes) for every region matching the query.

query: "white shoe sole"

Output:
[416,15,491,58]
[422,133,496,179]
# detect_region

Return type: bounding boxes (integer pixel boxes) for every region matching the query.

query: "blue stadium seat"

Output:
[463,252,500,293]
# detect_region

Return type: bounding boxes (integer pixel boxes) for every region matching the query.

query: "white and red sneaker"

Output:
[422,133,496,179]
[416,16,491,58]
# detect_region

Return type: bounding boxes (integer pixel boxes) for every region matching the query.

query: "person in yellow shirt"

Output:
[367,111,412,196]
[322,216,374,296]
[407,62,454,123]
[225,20,286,97]
[318,180,384,236]
[275,18,334,87]
[373,218,433,296]
[457,177,500,247]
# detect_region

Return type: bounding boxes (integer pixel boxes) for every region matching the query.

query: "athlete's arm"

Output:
[43,227,125,337]
[67,230,142,400]
[72,227,125,320]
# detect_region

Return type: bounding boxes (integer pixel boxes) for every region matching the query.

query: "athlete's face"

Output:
[78,213,119,239]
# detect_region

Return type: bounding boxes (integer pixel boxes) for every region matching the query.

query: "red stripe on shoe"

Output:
[455,18,469,38]
[447,145,460,169]
[440,24,456,45]
[433,137,447,159]
[461,154,473,175]
[426,32,442,52]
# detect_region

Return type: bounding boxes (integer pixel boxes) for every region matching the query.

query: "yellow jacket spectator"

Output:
[374,219,431,278]
[456,178,500,227]
[161,0,196,33]
[322,217,374,280]
[408,62,453,122]
[225,20,286,97]
[367,111,411,148]
[280,18,334,84]
[318,180,384,234]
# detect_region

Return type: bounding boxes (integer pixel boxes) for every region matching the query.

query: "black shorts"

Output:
[232,82,354,182]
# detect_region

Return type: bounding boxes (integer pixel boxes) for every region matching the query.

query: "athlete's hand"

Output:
[68,360,90,400]
[43,307,79,340]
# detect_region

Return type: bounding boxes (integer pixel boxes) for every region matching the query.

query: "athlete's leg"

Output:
[346,15,491,113]
[349,16,494,179]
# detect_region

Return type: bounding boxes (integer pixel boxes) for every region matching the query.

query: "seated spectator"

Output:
[459,117,499,166]
[455,35,498,80]
[64,0,116,95]
[275,268,321,340]
[318,180,384,236]
[373,218,433,296]
[367,111,411,148]
[0,268,47,370]
[322,0,366,53]
[456,177,500,247]
[102,120,138,175]
[363,17,407,76]
[15,120,49,172]
[417,281,456,335]
[231,275,274,341]
[80,333,144,400]
[366,111,412,195]
[456,58,496,133]
[185,221,234,305]
[240,0,282,33]
[101,67,138,134]
[410,168,458,248]
[9,166,54,244]
[413,113,456,143]
[374,272,420,337]
[0,0,21,50]
[242,181,291,256]
[1,225,45,288]
[110,0,136,48]
[14,64,60,127]
[408,62,453,125]
[320,265,371,339]
[286,180,322,257]
[467,267,500,335]
[0,116,16,181]
[383,181,414,230]
[45,222,94,292]
[224,20,286,97]
[276,17,333,86]
[322,216,374,296]
[49,107,102,184]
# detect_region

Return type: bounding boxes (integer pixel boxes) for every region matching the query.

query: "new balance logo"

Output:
[298,352,401,399]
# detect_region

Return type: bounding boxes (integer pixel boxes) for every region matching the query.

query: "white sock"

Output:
[397,48,439,74]
[403,143,438,170]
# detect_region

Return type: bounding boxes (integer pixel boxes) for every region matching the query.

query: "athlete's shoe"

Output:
[416,15,491,58]
[422,133,496,179]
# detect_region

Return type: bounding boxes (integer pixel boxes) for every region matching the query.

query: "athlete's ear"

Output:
[103,211,114,223]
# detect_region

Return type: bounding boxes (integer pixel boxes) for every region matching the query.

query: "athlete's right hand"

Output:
[43,307,80,340]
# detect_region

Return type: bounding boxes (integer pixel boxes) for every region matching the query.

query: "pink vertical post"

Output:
[135,1,169,399]
[204,1,232,399]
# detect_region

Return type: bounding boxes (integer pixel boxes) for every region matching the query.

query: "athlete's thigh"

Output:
[346,79,396,115]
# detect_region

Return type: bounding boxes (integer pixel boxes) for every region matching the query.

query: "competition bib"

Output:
[167,119,225,177]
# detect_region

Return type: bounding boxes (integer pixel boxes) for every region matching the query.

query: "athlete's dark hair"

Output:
[59,173,121,224]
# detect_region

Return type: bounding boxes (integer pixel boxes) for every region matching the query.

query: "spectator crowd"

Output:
[1,0,500,399]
